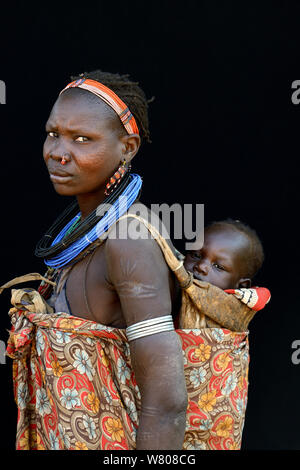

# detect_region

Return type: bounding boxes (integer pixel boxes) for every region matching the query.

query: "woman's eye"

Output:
[75,136,89,142]
[47,131,58,138]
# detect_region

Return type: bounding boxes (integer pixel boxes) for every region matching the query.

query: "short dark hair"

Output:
[70,70,152,143]
[206,218,265,279]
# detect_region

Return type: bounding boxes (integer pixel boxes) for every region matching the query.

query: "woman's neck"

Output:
[76,187,107,220]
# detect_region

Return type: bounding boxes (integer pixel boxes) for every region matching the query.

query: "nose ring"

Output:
[61,153,70,165]
[48,153,69,165]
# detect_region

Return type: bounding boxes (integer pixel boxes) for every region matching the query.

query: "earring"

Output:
[104,159,131,196]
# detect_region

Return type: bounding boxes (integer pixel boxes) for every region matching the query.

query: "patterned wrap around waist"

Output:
[4,213,253,450]
[7,306,249,451]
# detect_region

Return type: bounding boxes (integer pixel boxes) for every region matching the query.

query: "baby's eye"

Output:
[213,263,224,270]
[75,136,89,142]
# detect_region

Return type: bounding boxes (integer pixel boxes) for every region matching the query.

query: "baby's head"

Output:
[184,219,264,290]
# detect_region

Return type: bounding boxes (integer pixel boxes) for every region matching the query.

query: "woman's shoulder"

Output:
[119,201,180,256]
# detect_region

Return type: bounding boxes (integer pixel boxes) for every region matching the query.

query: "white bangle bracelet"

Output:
[126,315,175,341]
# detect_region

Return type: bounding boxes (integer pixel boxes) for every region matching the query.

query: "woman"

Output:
[5,71,250,451]
[31,70,187,450]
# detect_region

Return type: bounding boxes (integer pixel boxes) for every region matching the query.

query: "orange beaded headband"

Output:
[60,78,139,135]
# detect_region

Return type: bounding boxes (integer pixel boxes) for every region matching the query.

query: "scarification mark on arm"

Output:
[114,280,160,299]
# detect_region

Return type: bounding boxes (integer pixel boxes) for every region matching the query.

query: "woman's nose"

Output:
[49,151,71,163]
[45,140,71,164]
[45,136,70,160]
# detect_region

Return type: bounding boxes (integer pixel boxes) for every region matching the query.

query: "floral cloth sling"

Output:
[2,214,269,450]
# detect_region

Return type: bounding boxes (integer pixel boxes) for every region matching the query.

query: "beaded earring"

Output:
[104,159,131,196]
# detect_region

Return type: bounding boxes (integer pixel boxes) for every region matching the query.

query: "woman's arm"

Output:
[105,220,188,450]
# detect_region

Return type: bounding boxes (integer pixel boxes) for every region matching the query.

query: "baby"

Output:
[179,219,270,331]
[184,218,263,291]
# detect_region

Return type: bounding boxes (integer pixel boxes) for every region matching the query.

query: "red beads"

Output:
[105,160,129,196]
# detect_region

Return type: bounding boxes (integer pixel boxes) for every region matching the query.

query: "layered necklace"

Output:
[35,172,142,269]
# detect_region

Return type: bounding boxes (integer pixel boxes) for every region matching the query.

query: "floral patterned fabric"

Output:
[180,328,249,450]
[6,305,249,450]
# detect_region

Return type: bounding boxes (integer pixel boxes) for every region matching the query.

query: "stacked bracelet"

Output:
[126,315,175,341]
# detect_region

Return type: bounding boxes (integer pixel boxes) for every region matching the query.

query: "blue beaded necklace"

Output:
[44,173,142,268]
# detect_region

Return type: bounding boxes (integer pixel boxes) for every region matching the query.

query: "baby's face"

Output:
[184,227,250,290]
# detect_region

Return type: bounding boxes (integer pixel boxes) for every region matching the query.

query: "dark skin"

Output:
[43,88,187,450]
[184,226,252,290]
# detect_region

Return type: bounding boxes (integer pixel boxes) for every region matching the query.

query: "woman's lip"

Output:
[50,173,72,183]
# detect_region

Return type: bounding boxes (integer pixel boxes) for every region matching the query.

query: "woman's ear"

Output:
[238,278,252,288]
[120,133,141,162]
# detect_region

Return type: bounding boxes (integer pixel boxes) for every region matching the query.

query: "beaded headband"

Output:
[60,78,139,135]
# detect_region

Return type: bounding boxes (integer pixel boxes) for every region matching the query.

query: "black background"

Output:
[0,0,299,450]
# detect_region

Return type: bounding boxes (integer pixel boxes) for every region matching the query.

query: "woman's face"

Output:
[43,89,138,197]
